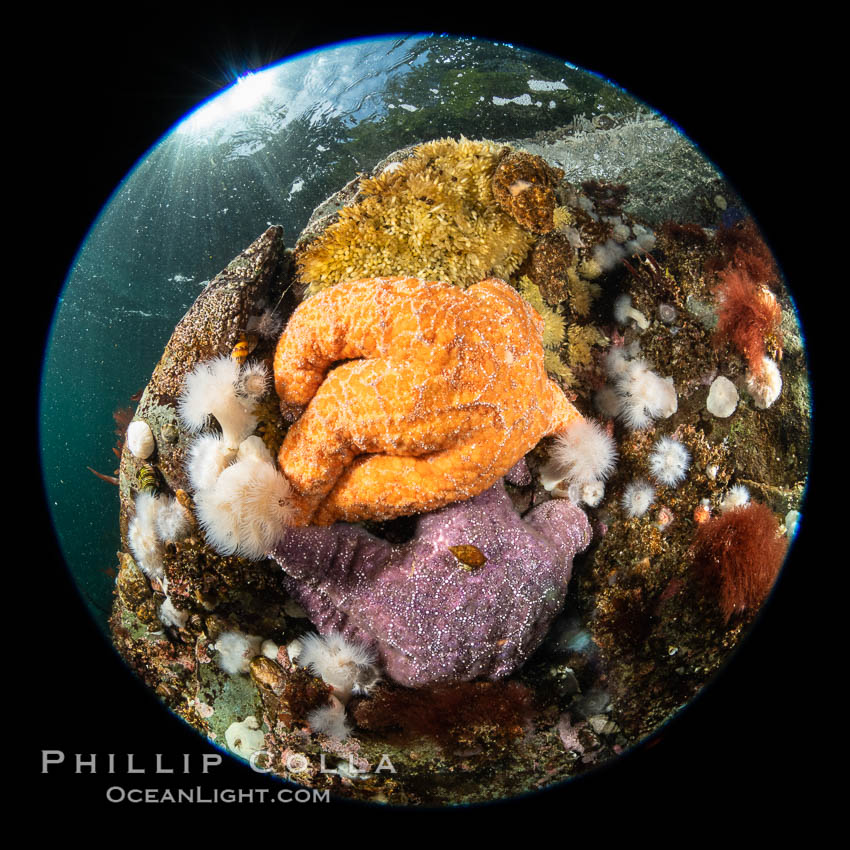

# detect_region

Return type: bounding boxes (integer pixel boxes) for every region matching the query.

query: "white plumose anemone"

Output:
[648,436,691,487]
[194,451,294,559]
[746,356,782,409]
[236,434,272,464]
[618,360,677,429]
[128,491,195,579]
[297,631,380,703]
[214,630,264,675]
[127,491,165,579]
[784,509,801,539]
[602,345,677,430]
[178,355,257,449]
[154,496,191,542]
[547,419,617,487]
[187,433,237,492]
[306,695,351,740]
[720,484,750,513]
[613,293,649,330]
[159,595,189,629]
[621,479,656,517]
[261,639,280,660]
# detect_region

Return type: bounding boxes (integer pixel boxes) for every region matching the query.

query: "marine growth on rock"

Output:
[104,120,809,807]
[297,137,535,294]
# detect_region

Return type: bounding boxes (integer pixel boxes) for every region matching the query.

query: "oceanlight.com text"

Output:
[105,786,330,804]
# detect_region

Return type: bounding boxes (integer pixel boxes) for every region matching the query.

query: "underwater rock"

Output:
[103,116,810,804]
[519,112,729,227]
[492,150,564,234]
[146,226,289,403]
[525,232,574,306]
[118,226,291,536]
[269,481,591,687]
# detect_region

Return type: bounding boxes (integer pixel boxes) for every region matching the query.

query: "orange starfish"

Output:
[273,276,583,525]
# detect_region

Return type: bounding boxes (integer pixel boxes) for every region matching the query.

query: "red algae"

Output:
[690,502,788,621]
[712,268,782,375]
[709,217,779,284]
[351,680,534,748]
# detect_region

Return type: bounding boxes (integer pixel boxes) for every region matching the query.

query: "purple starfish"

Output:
[270,481,590,687]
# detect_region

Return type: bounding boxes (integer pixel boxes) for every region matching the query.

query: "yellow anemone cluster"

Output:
[566,268,601,318]
[298,138,536,296]
[567,323,607,369]
[516,275,570,381]
[517,275,565,351]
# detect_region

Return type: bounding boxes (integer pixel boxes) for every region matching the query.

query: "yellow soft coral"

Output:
[517,275,566,351]
[567,324,607,369]
[298,138,535,296]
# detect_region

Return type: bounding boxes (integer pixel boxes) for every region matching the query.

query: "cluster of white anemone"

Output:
[540,418,618,507]
[179,355,266,451]
[290,631,381,740]
[583,218,656,277]
[620,435,691,518]
[126,490,192,627]
[595,344,678,431]
[213,630,382,746]
[127,491,191,580]
[179,355,294,560]
[648,435,691,488]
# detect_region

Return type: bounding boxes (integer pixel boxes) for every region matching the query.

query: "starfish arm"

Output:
[543,379,583,435]
[271,275,588,527]
[278,356,500,524]
[311,426,522,524]
[273,277,460,407]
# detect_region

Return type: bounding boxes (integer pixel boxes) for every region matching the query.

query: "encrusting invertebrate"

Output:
[297,138,535,295]
[274,276,613,526]
[126,419,155,459]
[648,435,691,487]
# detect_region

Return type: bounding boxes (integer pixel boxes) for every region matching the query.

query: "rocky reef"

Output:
[109,128,810,805]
